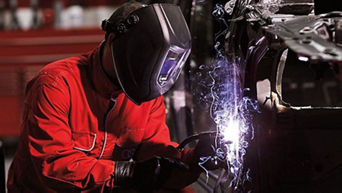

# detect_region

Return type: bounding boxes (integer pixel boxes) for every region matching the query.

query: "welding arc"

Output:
[177,131,218,150]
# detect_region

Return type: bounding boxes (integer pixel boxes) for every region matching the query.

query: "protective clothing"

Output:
[7,45,198,193]
[101,3,192,105]
[115,156,190,193]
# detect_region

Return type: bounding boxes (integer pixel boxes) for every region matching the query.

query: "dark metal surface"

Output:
[314,0,342,14]
[224,0,342,192]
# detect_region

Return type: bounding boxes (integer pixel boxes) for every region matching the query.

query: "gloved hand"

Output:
[114,156,189,193]
[193,132,228,171]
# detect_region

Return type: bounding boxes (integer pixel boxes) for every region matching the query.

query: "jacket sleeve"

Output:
[25,74,115,192]
[135,96,195,165]
[134,96,201,190]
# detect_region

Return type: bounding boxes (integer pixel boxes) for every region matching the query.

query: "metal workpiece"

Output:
[264,14,342,63]
[223,0,342,192]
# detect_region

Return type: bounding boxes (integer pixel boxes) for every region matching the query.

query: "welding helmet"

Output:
[102,3,191,105]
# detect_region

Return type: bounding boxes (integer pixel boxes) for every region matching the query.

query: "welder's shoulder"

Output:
[42,55,85,76]
[38,55,86,81]
[28,55,88,89]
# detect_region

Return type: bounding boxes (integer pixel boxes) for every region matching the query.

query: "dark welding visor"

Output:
[102,3,191,105]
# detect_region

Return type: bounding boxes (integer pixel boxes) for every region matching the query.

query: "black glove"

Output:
[114,157,189,193]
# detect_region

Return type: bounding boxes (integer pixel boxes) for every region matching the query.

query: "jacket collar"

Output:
[89,42,122,99]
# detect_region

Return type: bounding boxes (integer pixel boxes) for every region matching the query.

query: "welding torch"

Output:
[177,131,230,171]
[177,130,232,150]
[177,131,218,150]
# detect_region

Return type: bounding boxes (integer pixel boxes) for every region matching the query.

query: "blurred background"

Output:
[0,0,124,136]
[0,0,124,190]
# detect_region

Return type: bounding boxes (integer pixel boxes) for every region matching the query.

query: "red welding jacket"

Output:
[7,44,197,193]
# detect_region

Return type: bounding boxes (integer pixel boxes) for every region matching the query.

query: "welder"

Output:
[7,1,224,193]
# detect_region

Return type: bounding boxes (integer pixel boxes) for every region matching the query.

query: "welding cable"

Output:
[177,131,217,150]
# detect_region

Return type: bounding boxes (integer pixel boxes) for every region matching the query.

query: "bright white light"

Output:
[196,2,260,190]
[204,54,259,189]
[221,117,240,144]
[298,55,309,62]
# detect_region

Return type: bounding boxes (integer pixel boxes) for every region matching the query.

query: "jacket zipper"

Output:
[98,98,116,159]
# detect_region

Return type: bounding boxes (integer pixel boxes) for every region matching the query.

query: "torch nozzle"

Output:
[177,131,232,150]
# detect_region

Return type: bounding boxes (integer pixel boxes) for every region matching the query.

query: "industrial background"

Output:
[1,0,342,193]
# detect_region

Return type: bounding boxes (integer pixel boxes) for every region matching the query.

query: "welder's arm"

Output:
[134,96,193,161]
[134,96,203,190]
[26,76,114,192]
[134,97,229,189]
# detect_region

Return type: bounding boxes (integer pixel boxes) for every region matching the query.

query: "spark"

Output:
[193,2,260,192]
[205,51,259,192]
